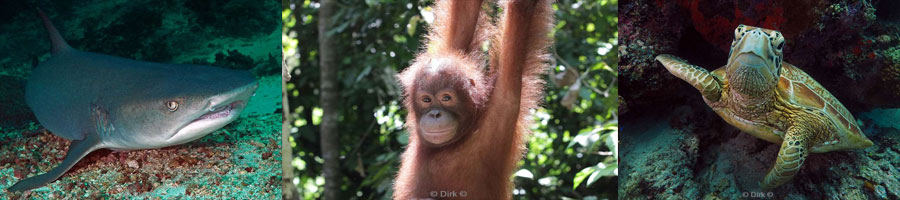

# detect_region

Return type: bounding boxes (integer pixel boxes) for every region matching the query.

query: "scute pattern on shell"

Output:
[776,63,864,144]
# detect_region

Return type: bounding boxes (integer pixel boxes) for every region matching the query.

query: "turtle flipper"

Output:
[7,134,101,192]
[760,125,810,190]
[656,54,723,102]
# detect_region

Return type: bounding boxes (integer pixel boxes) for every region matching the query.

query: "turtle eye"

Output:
[166,100,179,111]
[771,31,785,51]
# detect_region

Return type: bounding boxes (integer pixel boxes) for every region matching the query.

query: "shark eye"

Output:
[166,100,179,111]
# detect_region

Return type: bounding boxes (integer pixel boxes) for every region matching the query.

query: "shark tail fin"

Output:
[6,135,100,192]
[36,7,72,54]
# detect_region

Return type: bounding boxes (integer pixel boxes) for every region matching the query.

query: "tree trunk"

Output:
[281,1,301,199]
[281,65,300,200]
[318,0,341,199]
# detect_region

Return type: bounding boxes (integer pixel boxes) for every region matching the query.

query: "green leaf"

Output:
[355,65,372,82]
[573,165,596,190]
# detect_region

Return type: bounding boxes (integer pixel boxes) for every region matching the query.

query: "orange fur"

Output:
[394,0,553,199]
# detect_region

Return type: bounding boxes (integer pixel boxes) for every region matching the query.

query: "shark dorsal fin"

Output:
[36,8,72,55]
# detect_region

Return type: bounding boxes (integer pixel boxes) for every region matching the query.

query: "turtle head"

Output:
[725,24,785,98]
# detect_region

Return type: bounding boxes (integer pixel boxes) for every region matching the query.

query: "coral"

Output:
[671,0,823,51]
[621,123,702,199]
[184,0,278,38]
[620,106,900,199]
[214,49,256,70]
[618,0,689,115]
[1,113,283,199]
[620,106,709,199]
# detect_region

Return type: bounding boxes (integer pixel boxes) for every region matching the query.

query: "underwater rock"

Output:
[1,113,283,199]
[621,126,702,199]
[620,106,900,199]
[0,75,34,128]
[214,49,256,71]
[618,0,689,115]
[620,107,706,199]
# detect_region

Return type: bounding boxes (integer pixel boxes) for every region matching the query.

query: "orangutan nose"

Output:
[427,110,442,119]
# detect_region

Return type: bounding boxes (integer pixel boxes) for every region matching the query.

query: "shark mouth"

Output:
[194,101,244,122]
[168,100,247,144]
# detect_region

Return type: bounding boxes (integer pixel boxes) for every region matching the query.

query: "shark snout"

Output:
[168,77,257,144]
[210,80,258,110]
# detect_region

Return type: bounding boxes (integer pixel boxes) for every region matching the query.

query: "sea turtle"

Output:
[655,24,874,189]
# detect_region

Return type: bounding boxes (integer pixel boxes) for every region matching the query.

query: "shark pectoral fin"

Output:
[7,134,101,192]
[656,54,723,102]
[760,126,810,190]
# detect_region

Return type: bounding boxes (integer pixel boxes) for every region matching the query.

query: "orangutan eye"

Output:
[442,95,452,102]
[422,96,432,103]
[166,100,179,111]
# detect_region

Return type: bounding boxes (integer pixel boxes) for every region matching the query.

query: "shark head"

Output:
[162,67,259,145]
[105,64,258,150]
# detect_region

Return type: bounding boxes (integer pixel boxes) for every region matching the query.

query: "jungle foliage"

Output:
[282,0,617,198]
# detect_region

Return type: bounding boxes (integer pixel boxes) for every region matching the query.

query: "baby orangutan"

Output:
[394,0,553,199]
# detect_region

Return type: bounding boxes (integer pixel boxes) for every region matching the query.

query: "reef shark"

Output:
[7,9,259,192]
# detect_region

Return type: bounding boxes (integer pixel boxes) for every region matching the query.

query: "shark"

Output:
[7,9,259,192]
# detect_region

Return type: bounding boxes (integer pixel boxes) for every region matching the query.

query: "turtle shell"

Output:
[775,63,869,152]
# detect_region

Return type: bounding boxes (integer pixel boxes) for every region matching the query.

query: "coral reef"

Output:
[620,105,900,199]
[1,113,282,199]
